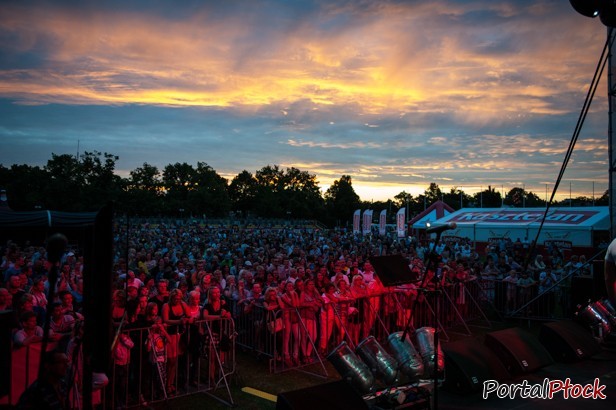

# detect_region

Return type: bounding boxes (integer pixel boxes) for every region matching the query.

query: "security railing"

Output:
[2,317,236,409]
[505,250,605,321]
[109,317,236,408]
[233,283,492,374]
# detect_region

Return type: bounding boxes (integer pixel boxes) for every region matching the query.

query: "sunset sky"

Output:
[0,0,611,202]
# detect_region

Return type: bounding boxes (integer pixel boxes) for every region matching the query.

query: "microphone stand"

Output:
[65,333,83,407]
[397,231,444,410]
[426,239,445,409]
[426,234,442,410]
[38,260,59,378]
[38,233,68,379]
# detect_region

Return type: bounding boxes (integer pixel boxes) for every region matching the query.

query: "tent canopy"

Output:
[0,207,99,245]
[430,206,609,247]
[0,208,98,228]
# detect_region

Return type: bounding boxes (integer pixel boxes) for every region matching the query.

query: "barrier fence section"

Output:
[471,275,573,321]
[233,281,491,374]
[1,340,60,406]
[503,272,576,320]
[484,251,603,321]
[2,317,235,409]
[15,272,576,404]
[110,317,236,409]
[3,283,495,406]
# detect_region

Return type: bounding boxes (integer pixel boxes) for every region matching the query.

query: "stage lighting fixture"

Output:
[570,0,616,27]
[356,336,399,386]
[569,0,600,18]
[414,327,445,378]
[327,341,376,395]
[576,301,613,339]
[387,331,424,380]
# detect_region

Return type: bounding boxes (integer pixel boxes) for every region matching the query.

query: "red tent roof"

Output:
[408,200,455,227]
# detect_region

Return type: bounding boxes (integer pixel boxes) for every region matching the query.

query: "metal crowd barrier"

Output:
[1,340,61,406]
[491,249,604,321]
[2,317,236,409]
[233,285,493,374]
[109,317,236,409]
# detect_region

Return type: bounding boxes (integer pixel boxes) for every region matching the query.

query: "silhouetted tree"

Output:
[0,153,605,222]
[0,164,49,210]
[279,167,325,219]
[424,183,442,205]
[393,191,413,211]
[324,175,361,227]
[43,151,121,211]
[442,187,472,210]
[253,165,284,217]
[229,170,259,217]
[189,162,230,218]
[596,190,609,206]
[162,162,196,215]
[121,162,162,215]
[473,186,502,208]
[79,151,122,210]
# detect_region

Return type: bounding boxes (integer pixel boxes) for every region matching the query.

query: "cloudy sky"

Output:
[0,0,611,202]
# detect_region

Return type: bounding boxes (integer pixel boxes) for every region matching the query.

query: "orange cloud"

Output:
[0,1,606,126]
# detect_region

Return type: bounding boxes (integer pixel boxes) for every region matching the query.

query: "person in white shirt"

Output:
[14,310,58,346]
[361,261,376,285]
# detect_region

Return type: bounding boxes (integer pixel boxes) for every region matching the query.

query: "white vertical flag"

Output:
[362,210,373,235]
[353,209,361,234]
[379,209,387,235]
[397,207,406,238]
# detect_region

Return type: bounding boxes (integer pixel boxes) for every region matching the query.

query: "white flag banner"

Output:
[353,209,361,234]
[379,209,387,235]
[397,207,406,238]
[362,209,373,235]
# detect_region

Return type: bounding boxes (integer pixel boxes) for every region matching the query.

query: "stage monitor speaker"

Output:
[369,254,418,286]
[484,327,554,375]
[539,320,601,362]
[276,380,369,410]
[442,338,510,394]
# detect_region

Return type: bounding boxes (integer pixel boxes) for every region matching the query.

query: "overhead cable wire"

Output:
[525,28,615,267]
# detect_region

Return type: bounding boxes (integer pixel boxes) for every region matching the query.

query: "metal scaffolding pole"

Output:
[609,27,616,238]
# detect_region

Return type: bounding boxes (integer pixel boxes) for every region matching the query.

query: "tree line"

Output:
[0,151,608,227]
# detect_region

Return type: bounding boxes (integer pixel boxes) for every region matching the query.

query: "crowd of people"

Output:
[0,220,596,407]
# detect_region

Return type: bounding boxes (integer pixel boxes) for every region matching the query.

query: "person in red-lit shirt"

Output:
[202,286,231,382]
[112,332,134,408]
[298,279,322,363]
[278,281,300,367]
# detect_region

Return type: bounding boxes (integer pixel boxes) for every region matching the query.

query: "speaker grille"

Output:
[484,327,554,375]
[443,338,510,394]
[539,320,601,362]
